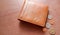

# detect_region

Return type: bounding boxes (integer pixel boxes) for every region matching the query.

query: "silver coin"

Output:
[48,15,52,20]
[46,22,51,29]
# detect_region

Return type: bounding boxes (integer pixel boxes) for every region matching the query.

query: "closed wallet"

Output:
[18,0,48,27]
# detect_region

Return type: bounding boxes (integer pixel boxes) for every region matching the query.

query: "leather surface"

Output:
[18,0,48,27]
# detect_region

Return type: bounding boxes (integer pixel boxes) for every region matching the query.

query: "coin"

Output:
[48,15,52,20]
[46,22,51,29]
[49,29,56,35]
[43,28,47,32]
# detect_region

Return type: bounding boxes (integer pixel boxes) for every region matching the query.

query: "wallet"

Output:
[18,0,48,27]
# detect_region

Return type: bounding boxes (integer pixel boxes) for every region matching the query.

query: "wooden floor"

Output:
[0,0,60,35]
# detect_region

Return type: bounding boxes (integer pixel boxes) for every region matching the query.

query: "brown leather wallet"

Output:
[18,0,48,27]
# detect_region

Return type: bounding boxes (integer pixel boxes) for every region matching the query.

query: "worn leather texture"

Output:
[18,0,48,27]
